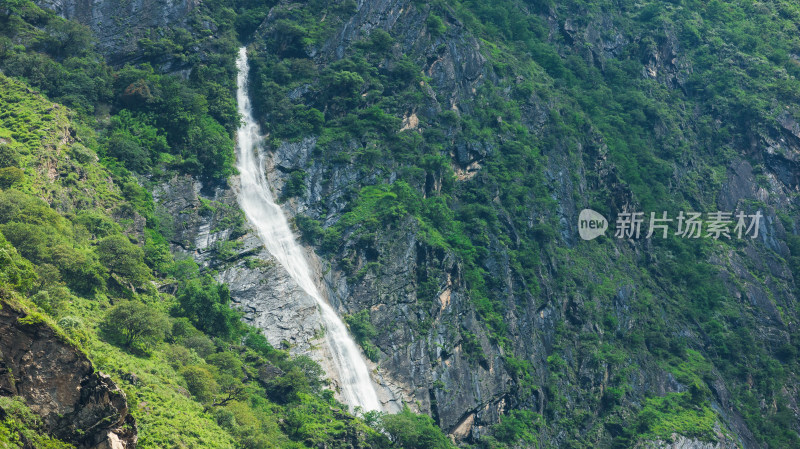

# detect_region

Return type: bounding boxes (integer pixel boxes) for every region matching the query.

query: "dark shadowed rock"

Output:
[0,300,137,449]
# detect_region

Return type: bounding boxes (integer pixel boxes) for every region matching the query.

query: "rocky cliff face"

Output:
[152,176,323,354]
[151,175,404,409]
[0,300,136,449]
[96,0,800,447]
[35,0,197,62]
[243,1,799,447]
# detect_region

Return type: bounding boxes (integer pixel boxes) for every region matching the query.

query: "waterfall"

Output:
[234,47,382,412]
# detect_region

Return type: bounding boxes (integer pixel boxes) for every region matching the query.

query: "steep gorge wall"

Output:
[246,1,800,447]
[27,0,799,447]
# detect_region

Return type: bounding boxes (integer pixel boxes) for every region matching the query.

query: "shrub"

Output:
[175,275,241,338]
[344,310,380,362]
[366,29,394,52]
[280,170,306,200]
[0,231,36,293]
[266,366,309,404]
[181,335,217,358]
[0,143,20,168]
[0,167,24,189]
[95,234,151,288]
[426,14,446,37]
[206,351,243,377]
[107,135,150,172]
[382,407,455,449]
[344,310,376,344]
[101,301,170,349]
[492,409,541,444]
[30,288,69,316]
[181,364,218,403]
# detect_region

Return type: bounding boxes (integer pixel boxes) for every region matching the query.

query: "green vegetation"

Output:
[101,301,170,349]
[610,391,718,447]
[1,0,799,447]
[0,0,237,183]
[244,0,800,447]
[344,310,380,362]
[0,20,455,445]
[0,397,74,449]
[489,410,542,446]
[381,407,456,449]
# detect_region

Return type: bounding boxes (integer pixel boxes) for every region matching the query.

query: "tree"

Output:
[0,143,20,168]
[107,135,150,172]
[186,115,235,182]
[266,366,309,404]
[96,234,151,288]
[210,373,247,408]
[181,365,218,403]
[102,301,170,349]
[492,410,540,444]
[1,0,27,18]
[426,14,446,37]
[366,29,393,52]
[175,275,241,338]
[0,167,23,189]
[0,231,36,293]
[381,407,455,449]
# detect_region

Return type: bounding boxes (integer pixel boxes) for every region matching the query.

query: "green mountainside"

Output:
[0,16,444,448]
[0,0,798,448]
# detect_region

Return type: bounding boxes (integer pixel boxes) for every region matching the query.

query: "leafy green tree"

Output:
[0,167,23,189]
[0,231,35,293]
[492,410,540,444]
[74,210,121,239]
[107,136,150,171]
[175,274,241,338]
[186,115,235,182]
[0,144,20,168]
[265,366,309,404]
[210,373,247,407]
[206,351,243,377]
[290,355,325,393]
[181,364,218,403]
[426,14,446,37]
[102,301,170,349]
[41,19,94,59]
[382,407,455,449]
[96,234,151,288]
[365,29,394,52]
[30,288,70,316]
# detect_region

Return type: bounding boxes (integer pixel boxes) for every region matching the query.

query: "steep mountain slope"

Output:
[0,6,446,449]
[4,0,800,448]
[237,1,800,447]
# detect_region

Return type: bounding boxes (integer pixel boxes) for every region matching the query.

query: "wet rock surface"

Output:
[152,175,324,354]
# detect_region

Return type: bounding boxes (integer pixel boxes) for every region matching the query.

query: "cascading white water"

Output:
[234,47,382,412]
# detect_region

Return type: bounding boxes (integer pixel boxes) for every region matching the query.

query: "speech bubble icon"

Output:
[578,209,608,241]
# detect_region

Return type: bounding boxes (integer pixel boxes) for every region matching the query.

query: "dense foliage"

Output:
[244,0,800,447]
[0,0,238,182]
[0,51,450,449]
[0,0,798,448]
